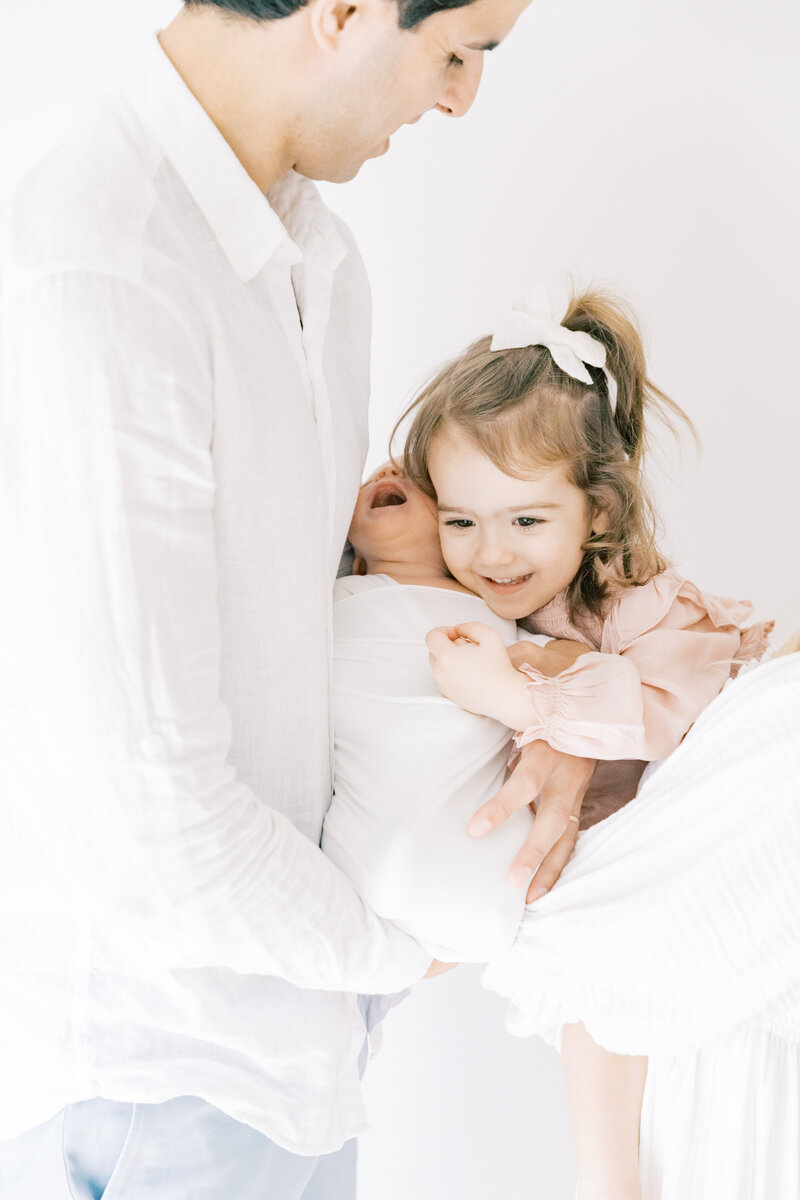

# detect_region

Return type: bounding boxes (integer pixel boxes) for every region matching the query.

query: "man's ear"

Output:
[308,0,359,53]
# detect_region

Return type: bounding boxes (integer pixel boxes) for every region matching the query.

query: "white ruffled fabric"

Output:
[639,1020,800,1200]
[483,654,800,1198]
[483,655,800,1054]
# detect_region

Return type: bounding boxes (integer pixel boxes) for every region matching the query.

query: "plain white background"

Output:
[2,2,798,1197]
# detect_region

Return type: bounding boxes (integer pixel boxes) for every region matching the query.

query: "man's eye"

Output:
[444,518,473,529]
[514,517,544,528]
[449,54,465,68]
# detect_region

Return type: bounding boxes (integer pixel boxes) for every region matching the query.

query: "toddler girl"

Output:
[401,285,769,769]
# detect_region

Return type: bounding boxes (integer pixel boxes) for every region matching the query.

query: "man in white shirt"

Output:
[0,0,593,1195]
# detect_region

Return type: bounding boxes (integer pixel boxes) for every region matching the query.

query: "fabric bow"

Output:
[490,285,617,411]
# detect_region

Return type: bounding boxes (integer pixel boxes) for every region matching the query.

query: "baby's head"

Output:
[347,461,446,577]
[401,288,690,623]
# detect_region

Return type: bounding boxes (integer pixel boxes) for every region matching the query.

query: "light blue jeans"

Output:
[0,1094,358,1200]
[0,998,378,1200]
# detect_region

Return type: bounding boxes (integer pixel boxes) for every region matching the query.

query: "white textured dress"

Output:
[484,651,800,1198]
[324,575,800,1198]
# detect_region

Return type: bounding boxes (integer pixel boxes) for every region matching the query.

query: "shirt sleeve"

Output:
[514,571,773,760]
[2,270,431,993]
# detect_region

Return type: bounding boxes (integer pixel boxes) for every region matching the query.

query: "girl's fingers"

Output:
[426,622,495,652]
[425,627,457,657]
[450,621,496,645]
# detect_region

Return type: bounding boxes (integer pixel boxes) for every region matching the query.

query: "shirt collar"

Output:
[123,37,345,282]
[268,171,348,278]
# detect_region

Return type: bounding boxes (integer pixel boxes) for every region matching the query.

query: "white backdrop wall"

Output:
[2,2,798,1198]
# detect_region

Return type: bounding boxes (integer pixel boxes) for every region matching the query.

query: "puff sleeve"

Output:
[515,570,772,760]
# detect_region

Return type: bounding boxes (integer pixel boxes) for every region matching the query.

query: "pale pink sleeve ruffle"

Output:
[515,569,773,761]
[514,652,648,760]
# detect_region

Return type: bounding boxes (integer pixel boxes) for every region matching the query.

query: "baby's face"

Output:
[348,463,442,569]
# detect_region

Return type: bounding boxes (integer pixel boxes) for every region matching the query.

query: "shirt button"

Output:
[140,734,167,760]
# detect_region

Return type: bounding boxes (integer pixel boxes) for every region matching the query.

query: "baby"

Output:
[323,461,580,962]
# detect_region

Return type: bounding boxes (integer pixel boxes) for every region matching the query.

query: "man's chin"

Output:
[294,140,390,185]
[293,156,375,186]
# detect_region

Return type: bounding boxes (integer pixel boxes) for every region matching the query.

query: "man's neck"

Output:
[158,9,298,194]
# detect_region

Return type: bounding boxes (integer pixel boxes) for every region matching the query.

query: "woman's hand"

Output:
[470,740,597,901]
[425,622,527,726]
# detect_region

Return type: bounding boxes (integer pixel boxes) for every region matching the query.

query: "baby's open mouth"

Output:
[370,481,407,509]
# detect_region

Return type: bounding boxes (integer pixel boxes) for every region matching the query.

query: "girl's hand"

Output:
[425,622,527,727]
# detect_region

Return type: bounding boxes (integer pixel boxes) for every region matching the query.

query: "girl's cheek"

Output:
[438,531,459,560]
[443,549,470,581]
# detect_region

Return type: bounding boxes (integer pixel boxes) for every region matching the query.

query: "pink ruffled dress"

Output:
[515,567,773,761]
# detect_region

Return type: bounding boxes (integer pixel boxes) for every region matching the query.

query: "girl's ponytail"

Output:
[562,290,695,464]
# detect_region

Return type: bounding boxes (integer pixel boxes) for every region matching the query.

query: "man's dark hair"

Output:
[184,0,474,32]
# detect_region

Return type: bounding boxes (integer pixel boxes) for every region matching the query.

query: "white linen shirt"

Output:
[0,38,430,1154]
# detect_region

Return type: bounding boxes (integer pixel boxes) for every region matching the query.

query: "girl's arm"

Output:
[426,575,771,760]
[562,1023,647,1200]
[424,622,586,731]
[516,575,772,760]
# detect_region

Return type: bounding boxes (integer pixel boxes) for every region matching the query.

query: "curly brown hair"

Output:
[396,289,695,627]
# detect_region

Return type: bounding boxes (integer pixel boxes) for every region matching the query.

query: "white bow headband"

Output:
[490,285,618,412]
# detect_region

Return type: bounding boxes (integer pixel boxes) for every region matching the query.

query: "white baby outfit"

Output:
[324,574,546,961]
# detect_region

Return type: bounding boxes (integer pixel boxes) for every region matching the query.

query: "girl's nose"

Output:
[475,530,515,568]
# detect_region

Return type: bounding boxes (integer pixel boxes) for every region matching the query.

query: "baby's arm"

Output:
[562,1023,646,1200]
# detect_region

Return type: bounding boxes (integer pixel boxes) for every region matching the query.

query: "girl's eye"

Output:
[449,54,465,68]
[514,517,544,529]
[444,518,473,529]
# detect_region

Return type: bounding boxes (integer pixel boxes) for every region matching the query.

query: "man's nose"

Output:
[435,56,484,119]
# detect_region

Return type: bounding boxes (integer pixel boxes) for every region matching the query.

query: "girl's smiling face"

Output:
[427,427,606,620]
